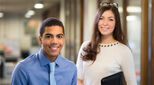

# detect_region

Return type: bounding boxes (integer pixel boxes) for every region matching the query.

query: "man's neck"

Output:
[44,54,58,62]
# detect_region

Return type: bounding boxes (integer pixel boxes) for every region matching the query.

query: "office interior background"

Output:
[0,0,153,85]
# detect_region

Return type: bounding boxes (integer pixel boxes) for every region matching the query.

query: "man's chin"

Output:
[50,54,58,57]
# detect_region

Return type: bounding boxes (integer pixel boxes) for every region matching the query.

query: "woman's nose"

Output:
[103,20,108,25]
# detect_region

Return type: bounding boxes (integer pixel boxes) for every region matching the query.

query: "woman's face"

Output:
[98,10,116,38]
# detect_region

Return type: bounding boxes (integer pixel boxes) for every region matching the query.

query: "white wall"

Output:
[0,15,32,54]
[59,0,66,57]
[83,0,97,41]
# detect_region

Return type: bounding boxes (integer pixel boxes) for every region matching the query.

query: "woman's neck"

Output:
[101,35,116,44]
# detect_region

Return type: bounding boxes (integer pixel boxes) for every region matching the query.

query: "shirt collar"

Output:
[38,49,64,67]
[38,49,51,66]
[54,54,65,67]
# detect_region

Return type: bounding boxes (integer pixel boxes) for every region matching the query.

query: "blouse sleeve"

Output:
[121,47,137,85]
[76,41,89,80]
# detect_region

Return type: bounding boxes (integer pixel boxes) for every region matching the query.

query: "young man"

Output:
[11,18,77,85]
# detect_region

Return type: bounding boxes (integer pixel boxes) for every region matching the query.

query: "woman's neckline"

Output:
[99,41,119,47]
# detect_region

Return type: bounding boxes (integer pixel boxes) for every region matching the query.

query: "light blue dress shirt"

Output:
[11,49,77,85]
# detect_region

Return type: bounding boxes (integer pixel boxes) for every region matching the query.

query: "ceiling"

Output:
[0,0,60,17]
[0,0,141,18]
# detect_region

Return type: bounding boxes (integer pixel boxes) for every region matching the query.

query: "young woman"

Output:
[76,2,137,85]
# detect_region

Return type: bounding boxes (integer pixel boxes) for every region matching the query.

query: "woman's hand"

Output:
[77,79,84,85]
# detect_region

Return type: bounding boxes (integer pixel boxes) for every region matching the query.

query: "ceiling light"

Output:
[127,6,141,13]
[0,12,4,18]
[127,15,137,21]
[25,10,35,18]
[34,1,44,9]
[118,6,141,13]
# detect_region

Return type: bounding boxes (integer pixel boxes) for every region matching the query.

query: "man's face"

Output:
[39,25,65,59]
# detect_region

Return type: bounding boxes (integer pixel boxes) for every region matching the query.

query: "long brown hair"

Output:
[81,2,127,62]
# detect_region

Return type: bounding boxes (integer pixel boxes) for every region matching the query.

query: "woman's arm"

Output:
[121,47,137,85]
[76,41,89,85]
[77,79,84,85]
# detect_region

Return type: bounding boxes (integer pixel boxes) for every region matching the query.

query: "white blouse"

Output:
[76,41,137,85]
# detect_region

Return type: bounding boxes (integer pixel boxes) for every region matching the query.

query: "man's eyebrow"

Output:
[45,33,52,35]
[45,33,64,36]
[57,33,64,35]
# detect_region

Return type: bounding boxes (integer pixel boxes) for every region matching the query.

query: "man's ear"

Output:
[64,36,66,41]
[38,36,42,44]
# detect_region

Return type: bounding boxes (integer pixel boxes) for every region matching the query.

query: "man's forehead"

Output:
[45,26,63,31]
[44,33,64,35]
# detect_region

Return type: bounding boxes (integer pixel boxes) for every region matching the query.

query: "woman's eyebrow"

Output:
[108,16,115,18]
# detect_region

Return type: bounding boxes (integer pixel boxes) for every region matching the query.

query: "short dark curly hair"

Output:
[39,17,65,37]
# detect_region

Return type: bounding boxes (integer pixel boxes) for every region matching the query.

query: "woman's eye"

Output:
[109,19,114,21]
[99,17,103,20]
[109,18,115,21]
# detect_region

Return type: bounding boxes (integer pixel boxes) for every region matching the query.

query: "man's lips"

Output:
[49,46,59,51]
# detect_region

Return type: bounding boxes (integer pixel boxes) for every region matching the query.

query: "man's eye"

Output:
[45,35,51,38]
[57,35,63,39]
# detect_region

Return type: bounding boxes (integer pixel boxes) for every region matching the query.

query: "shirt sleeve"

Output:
[11,63,28,85]
[121,47,137,85]
[71,67,77,85]
[76,41,89,80]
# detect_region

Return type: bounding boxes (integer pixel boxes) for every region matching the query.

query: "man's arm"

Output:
[71,68,77,85]
[11,63,28,85]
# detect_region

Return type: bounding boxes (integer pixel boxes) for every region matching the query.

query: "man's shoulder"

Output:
[59,55,76,68]
[16,54,38,68]
[60,56,75,64]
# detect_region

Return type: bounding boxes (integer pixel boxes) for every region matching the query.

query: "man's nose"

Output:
[51,37,58,43]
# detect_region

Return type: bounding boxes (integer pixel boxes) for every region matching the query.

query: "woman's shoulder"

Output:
[118,42,128,48]
[82,41,90,44]
[80,41,90,48]
[117,42,132,53]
